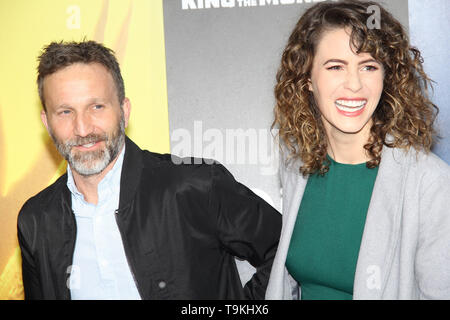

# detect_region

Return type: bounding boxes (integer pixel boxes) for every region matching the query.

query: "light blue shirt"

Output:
[67,145,141,300]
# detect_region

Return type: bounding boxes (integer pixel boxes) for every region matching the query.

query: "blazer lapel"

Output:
[353,147,409,299]
[282,162,308,234]
[266,157,307,299]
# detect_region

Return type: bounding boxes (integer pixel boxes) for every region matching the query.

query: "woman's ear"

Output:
[308,78,313,92]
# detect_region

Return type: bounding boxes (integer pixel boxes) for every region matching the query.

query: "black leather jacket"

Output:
[18,137,281,299]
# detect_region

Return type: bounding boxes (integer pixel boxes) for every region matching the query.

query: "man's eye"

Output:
[59,110,71,115]
[93,104,104,110]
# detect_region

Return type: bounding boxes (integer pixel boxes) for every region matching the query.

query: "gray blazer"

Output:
[266,146,450,299]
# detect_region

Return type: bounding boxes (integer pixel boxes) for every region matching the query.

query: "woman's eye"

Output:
[363,65,378,71]
[327,65,342,70]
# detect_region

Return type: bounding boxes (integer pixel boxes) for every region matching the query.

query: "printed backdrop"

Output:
[0,0,170,299]
[0,0,448,299]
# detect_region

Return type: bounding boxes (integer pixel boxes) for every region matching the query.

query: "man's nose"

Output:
[73,112,94,137]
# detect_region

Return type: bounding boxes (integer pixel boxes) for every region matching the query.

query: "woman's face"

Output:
[309,28,384,138]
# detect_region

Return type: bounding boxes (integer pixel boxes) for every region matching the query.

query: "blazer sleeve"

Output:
[415,169,450,299]
[208,163,282,300]
[17,200,43,300]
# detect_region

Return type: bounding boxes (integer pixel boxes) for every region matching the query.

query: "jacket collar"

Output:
[118,136,145,210]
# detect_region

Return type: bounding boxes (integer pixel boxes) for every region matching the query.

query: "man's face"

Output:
[41,62,130,176]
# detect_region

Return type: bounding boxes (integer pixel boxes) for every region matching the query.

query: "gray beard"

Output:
[49,115,125,177]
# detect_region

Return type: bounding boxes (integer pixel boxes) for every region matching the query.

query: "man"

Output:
[17,40,281,300]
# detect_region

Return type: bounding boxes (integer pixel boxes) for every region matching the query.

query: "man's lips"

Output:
[73,140,104,150]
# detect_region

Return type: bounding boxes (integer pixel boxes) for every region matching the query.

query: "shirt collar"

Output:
[66,144,126,204]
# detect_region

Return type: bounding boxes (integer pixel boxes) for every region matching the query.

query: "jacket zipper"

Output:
[114,208,145,299]
[67,209,77,300]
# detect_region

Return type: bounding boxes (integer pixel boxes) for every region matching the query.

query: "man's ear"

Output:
[41,110,50,133]
[122,98,131,129]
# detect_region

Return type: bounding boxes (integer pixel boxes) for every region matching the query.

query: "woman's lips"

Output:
[335,99,367,117]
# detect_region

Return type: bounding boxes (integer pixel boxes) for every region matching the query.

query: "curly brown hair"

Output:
[273,0,438,176]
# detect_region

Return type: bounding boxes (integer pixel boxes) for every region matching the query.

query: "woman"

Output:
[266,0,450,300]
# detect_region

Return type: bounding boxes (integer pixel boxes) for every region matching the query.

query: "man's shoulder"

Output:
[126,136,221,175]
[138,150,233,185]
[142,150,220,171]
[18,173,68,219]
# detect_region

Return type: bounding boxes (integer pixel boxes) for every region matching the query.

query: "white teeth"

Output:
[336,99,367,107]
[82,142,95,148]
[335,100,366,112]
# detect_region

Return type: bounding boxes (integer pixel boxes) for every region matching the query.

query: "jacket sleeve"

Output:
[208,163,282,300]
[17,200,43,300]
[415,167,450,299]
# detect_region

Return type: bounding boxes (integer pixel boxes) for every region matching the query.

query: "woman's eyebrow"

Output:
[323,58,379,66]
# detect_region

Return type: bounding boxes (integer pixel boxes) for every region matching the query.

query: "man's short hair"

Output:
[37,40,125,111]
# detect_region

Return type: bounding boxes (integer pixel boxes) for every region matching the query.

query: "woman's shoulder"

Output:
[385,146,450,185]
[409,148,450,175]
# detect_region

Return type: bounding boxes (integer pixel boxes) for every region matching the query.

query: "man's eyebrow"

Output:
[56,99,105,109]
[55,104,73,109]
[322,58,380,65]
[85,98,104,105]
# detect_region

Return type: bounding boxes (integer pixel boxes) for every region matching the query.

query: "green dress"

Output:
[286,155,379,300]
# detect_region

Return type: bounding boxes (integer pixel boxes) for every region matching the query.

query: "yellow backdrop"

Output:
[0,0,170,299]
